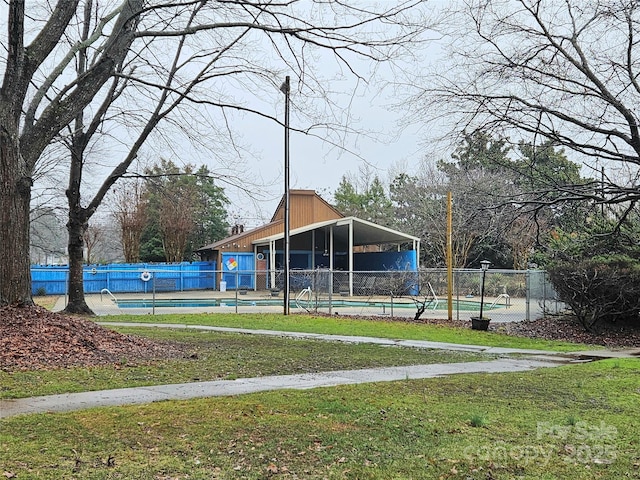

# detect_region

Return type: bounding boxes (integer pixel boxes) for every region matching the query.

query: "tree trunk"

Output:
[0,0,142,309]
[64,212,93,315]
[63,132,94,315]
[0,113,33,306]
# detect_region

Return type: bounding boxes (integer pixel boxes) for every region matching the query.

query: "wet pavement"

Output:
[1,357,569,418]
[2,324,637,419]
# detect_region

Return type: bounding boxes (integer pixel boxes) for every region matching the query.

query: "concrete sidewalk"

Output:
[100,322,640,360]
[0,357,568,418]
[3,323,636,419]
[97,321,568,356]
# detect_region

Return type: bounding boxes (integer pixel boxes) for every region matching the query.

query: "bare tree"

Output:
[30,206,67,265]
[159,191,196,263]
[420,0,640,213]
[112,180,147,263]
[0,0,431,308]
[142,160,228,263]
[0,1,141,306]
[503,214,542,270]
[83,223,104,265]
[391,143,514,268]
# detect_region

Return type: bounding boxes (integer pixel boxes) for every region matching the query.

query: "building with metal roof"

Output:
[197,190,420,295]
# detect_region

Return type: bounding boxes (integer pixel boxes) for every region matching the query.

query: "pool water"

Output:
[114,297,502,311]
[115,298,416,309]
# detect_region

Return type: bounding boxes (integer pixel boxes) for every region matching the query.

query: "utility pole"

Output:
[280,76,291,315]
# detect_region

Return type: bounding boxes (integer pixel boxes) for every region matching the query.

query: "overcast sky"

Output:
[17,1,448,231]
[210,40,446,229]
[219,86,430,228]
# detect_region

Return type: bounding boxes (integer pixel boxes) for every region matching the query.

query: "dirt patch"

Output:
[0,305,182,372]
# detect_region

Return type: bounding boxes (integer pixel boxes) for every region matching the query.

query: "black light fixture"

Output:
[479,260,491,319]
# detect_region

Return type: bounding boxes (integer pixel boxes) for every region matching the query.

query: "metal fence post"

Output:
[328,269,333,315]
[542,270,547,316]
[525,269,531,322]
[152,273,156,315]
[455,269,460,322]
[390,293,394,320]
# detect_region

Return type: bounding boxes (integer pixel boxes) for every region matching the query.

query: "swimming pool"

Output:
[115,298,415,309]
[114,297,501,311]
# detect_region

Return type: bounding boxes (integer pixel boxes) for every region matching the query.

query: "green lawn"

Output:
[2,312,628,479]
[2,358,638,479]
[100,312,595,352]
[0,327,493,399]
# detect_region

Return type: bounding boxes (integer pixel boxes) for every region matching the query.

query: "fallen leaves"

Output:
[500,316,640,348]
[3,303,638,374]
[0,304,182,372]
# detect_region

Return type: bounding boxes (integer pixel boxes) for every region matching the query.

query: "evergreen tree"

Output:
[333,172,393,225]
[140,159,229,262]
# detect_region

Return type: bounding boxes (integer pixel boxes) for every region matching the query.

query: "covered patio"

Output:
[197,190,419,296]
[253,217,420,296]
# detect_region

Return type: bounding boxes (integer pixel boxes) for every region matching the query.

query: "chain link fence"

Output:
[53,267,562,322]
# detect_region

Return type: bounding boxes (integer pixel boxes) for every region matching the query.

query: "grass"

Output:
[1,358,638,479]
[1,311,624,477]
[33,295,59,310]
[100,312,595,352]
[469,412,489,428]
[0,327,494,399]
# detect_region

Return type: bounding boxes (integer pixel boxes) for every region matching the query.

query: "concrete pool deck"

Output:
[55,289,541,323]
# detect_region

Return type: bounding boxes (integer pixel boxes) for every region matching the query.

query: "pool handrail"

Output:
[490,293,510,309]
[100,288,117,303]
[428,282,439,310]
[295,287,313,311]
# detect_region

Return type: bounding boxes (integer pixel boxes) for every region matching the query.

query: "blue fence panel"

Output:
[32,266,68,295]
[179,262,215,290]
[354,250,418,271]
[353,251,419,295]
[198,262,216,290]
[98,263,149,293]
[83,266,108,293]
[31,262,216,295]
[221,253,255,290]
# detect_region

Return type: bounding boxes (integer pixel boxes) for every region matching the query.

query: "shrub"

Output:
[547,254,640,332]
[543,222,640,332]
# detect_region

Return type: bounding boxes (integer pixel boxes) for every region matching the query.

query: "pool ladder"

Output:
[100,288,118,303]
[490,293,510,309]
[295,287,313,311]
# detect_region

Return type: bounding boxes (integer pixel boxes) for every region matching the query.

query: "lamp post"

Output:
[280,76,291,315]
[479,260,491,320]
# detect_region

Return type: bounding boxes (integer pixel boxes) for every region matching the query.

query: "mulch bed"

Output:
[1,305,639,373]
[0,305,183,372]
[497,315,640,348]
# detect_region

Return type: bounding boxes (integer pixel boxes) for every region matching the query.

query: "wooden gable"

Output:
[199,190,344,256]
[271,189,343,228]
